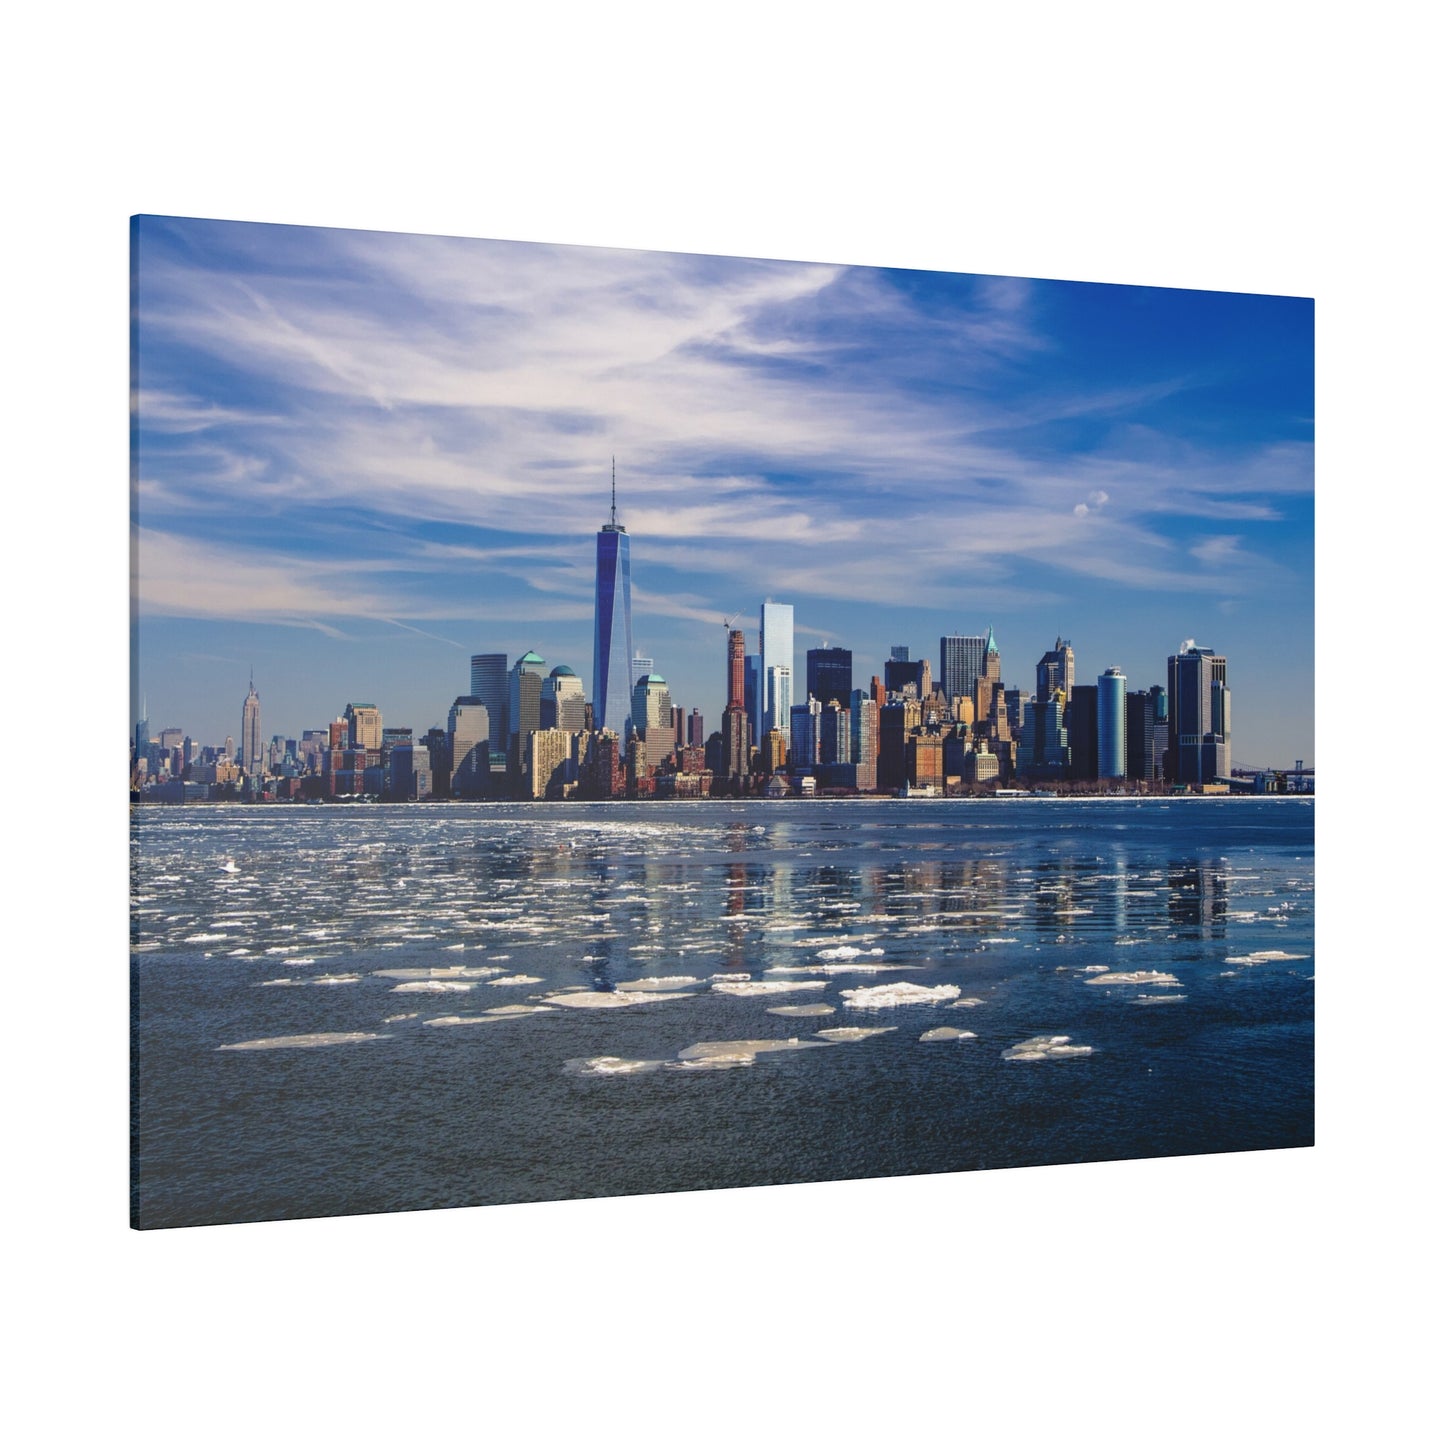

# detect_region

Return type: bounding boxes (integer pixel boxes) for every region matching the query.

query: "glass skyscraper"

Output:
[592,465,634,735]
[1097,667,1126,779]
[759,601,794,738]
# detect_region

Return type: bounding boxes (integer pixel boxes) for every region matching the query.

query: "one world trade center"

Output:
[592,459,634,735]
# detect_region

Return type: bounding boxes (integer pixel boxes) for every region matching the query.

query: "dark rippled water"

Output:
[131,798,1314,1229]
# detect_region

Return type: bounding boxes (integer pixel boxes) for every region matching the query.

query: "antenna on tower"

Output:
[610,456,617,528]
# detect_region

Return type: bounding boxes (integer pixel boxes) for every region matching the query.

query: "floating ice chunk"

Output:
[382,1013,419,1023]
[840,982,961,1008]
[947,997,986,1009]
[1132,995,1188,1005]
[565,1055,666,1076]
[1082,965,1110,972]
[312,973,361,985]
[711,979,828,996]
[614,976,702,991]
[920,1027,977,1042]
[219,1032,390,1051]
[258,978,305,988]
[391,980,475,993]
[543,990,696,1009]
[710,973,751,982]
[767,1003,837,1017]
[371,966,504,980]
[483,1004,556,1017]
[1002,1035,1093,1061]
[1084,970,1180,987]
[486,975,545,986]
[980,937,1020,944]
[424,1015,496,1028]
[814,1026,895,1042]
[675,1038,825,1069]
[1224,951,1309,965]
[769,962,914,976]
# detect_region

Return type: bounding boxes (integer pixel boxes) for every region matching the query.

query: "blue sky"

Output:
[133,216,1313,766]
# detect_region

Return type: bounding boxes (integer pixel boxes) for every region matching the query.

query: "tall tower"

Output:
[1167,642,1230,783]
[758,601,794,739]
[723,628,751,788]
[241,672,262,776]
[1036,637,1075,708]
[469,653,509,754]
[940,634,987,703]
[1098,667,1126,780]
[806,647,853,708]
[592,458,634,735]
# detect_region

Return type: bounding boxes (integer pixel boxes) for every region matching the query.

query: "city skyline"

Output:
[132,218,1314,765]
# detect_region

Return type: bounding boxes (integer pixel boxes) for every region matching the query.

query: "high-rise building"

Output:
[819,699,851,767]
[688,708,705,749]
[591,460,634,735]
[884,649,927,698]
[241,673,262,776]
[1036,638,1075,709]
[1098,667,1126,780]
[850,691,878,792]
[789,696,822,774]
[508,651,547,777]
[1167,642,1230,783]
[631,673,674,771]
[806,647,852,708]
[542,665,586,731]
[726,629,747,711]
[470,653,509,754]
[447,696,490,797]
[759,601,794,738]
[1069,684,1099,781]
[940,634,987,702]
[1126,686,1167,782]
[344,702,382,753]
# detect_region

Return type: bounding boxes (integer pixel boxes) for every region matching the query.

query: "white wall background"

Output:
[5,3,1432,1440]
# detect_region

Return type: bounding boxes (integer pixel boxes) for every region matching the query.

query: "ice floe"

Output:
[920,1027,977,1042]
[486,975,545,986]
[1084,970,1181,987]
[219,1032,390,1051]
[947,998,986,1009]
[543,989,696,1009]
[676,1038,825,1069]
[767,1003,837,1017]
[371,966,504,980]
[312,973,361,985]
[391,980,476,994]
[565,1055,667,1076]
[814,1026,895,1043]
[840,982,961,1008]
[382,1013,419,1023]
[1132,995,1188,1005]
[614,976,702,991]
[1224,951,1309,965]
[1002,1035,1093,1060]
[711,979,828,996]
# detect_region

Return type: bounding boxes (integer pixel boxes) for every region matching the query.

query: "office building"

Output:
[940,634,987,703]
[1036,638,1075,709]
[1168,642,1231,783]
[447,696,490,797]
[759,601,794,737]
[806,647,852,708]
[789,696,822,774]
[470,653,509,753]
[591,461,634,735]
[1098,667,1126,780]
[631,673,675,771]
[344,702,382,753]
[541,665,586,731]
[241,673,262,776]
[850,690,878,792]
[508,651,547,777]
[1126,686,1168,782]
[1069,684,1099,781]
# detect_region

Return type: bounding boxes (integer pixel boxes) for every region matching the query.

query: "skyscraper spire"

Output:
[610,456,617,528]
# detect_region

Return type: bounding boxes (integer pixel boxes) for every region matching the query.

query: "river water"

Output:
[131,797,1314,1228]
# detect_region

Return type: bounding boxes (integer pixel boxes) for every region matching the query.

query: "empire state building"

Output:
[591,460,634,735]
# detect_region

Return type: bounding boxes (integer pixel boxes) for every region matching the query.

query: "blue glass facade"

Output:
[592,526,633,734]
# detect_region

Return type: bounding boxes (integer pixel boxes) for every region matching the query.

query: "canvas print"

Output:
[130,217,1314,1229]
